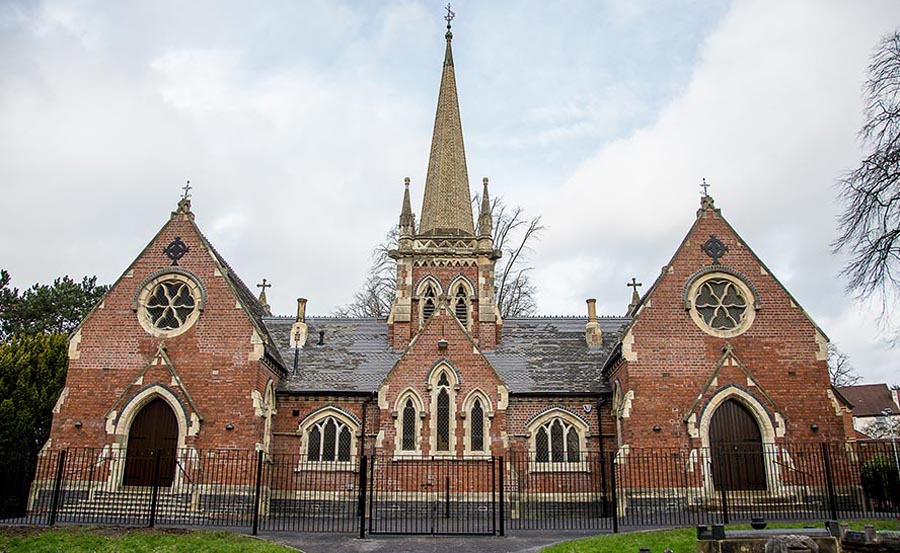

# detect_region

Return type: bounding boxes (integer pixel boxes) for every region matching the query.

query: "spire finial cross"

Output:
[444,3,455,29]
[257,278,271,292]
[182,180,192,200]
[700,177,710,197]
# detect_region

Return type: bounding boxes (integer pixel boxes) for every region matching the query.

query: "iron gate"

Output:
[367,456,497,535]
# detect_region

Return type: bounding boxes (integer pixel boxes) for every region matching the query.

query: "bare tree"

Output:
[827,343,860,387]
[834,30,900,317]
[336,197,544,318]
[333,228,397,318]
[478,196,545,318]
[860,413,900,439]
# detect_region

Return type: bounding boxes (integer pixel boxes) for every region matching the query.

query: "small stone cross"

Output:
[182,180,192,200]
[257,278,272,293]
[627,277,642,293]
[700,177,710,197]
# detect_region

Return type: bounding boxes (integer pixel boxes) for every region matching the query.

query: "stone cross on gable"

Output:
[182,180,192,200]
[257,278,271,292]
[700,177,710,197]
[627,277,643,311]
[627,277,642,293]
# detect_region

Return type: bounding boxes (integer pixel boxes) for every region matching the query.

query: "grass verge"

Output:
[541,519,900,553]
[0,526,295,553]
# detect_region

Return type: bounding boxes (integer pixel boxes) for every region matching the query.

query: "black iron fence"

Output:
[0,441,897,536]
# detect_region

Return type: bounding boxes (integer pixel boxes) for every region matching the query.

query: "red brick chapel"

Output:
[46,21,853,498]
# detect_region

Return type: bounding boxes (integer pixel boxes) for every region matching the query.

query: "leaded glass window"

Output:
[308,426,321,461]
[437,388,450,451]
[471,398,484,452]
[534,417,583,464]
[402,399,416,451]
[306,416,353,462]
[146,280,196,330]
[566,426,580,462]
[550,420,565,462]
[535,427,549,462]
[338,427,351,461]
[694,279,748,331]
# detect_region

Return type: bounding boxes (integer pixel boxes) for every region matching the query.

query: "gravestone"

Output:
[764,535,819,553]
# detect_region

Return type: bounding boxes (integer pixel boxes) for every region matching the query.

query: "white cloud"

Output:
[533,0,900,381]
[0,0,897,382]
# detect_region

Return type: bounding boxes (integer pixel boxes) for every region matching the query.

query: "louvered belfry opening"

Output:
[454,284,467,324]
[422,284,436,322]
[709,399,767,491]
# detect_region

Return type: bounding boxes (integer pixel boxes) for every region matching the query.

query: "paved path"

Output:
[260,530,601,553]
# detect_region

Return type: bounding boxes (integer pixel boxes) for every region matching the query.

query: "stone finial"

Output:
[399,177,416,235]
[478,177,493,237]
[172,180,195,220]
[585,298,602,347]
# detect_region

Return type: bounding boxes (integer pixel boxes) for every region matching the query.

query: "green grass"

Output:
[541,519,900,553]
[0,526,295,553]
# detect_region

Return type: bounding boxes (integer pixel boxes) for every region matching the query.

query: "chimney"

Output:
[296,298,307,322]
[585,298,603,348]
[290,298,309,348]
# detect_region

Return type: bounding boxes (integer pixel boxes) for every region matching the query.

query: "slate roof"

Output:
[265,315,630,395]
[484,317,630,394]
[837,384,899,417]
[266,317,400,393]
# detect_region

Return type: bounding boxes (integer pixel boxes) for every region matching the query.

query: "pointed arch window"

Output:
[527,410,588,471]
[402,398,417,451]
[436,372,451,451]
[304,415,354,462]
[428,365,458,455]
[470,398,484,452]
[422,284,437,322]
[453,283,469,325]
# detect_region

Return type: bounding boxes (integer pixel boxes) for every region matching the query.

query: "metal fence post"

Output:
[491,456,496,536]
[498,456,505,536]
[609,452,619,533]
[821,442,838,521]
[252,449,263,536]
[148,449,162,528]
[357,455,368,539]
[48,450,67,526]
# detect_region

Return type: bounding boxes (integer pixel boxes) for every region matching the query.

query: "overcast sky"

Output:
[1,1,898,385]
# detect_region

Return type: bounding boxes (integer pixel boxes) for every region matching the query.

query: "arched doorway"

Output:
[123,397,178,487]
[709,399,766,491]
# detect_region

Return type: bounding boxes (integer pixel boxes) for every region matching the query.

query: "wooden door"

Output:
[710,399,767,490]
[123,398,178,487]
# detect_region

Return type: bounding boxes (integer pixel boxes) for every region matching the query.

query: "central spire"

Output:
[418,14,474,237]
